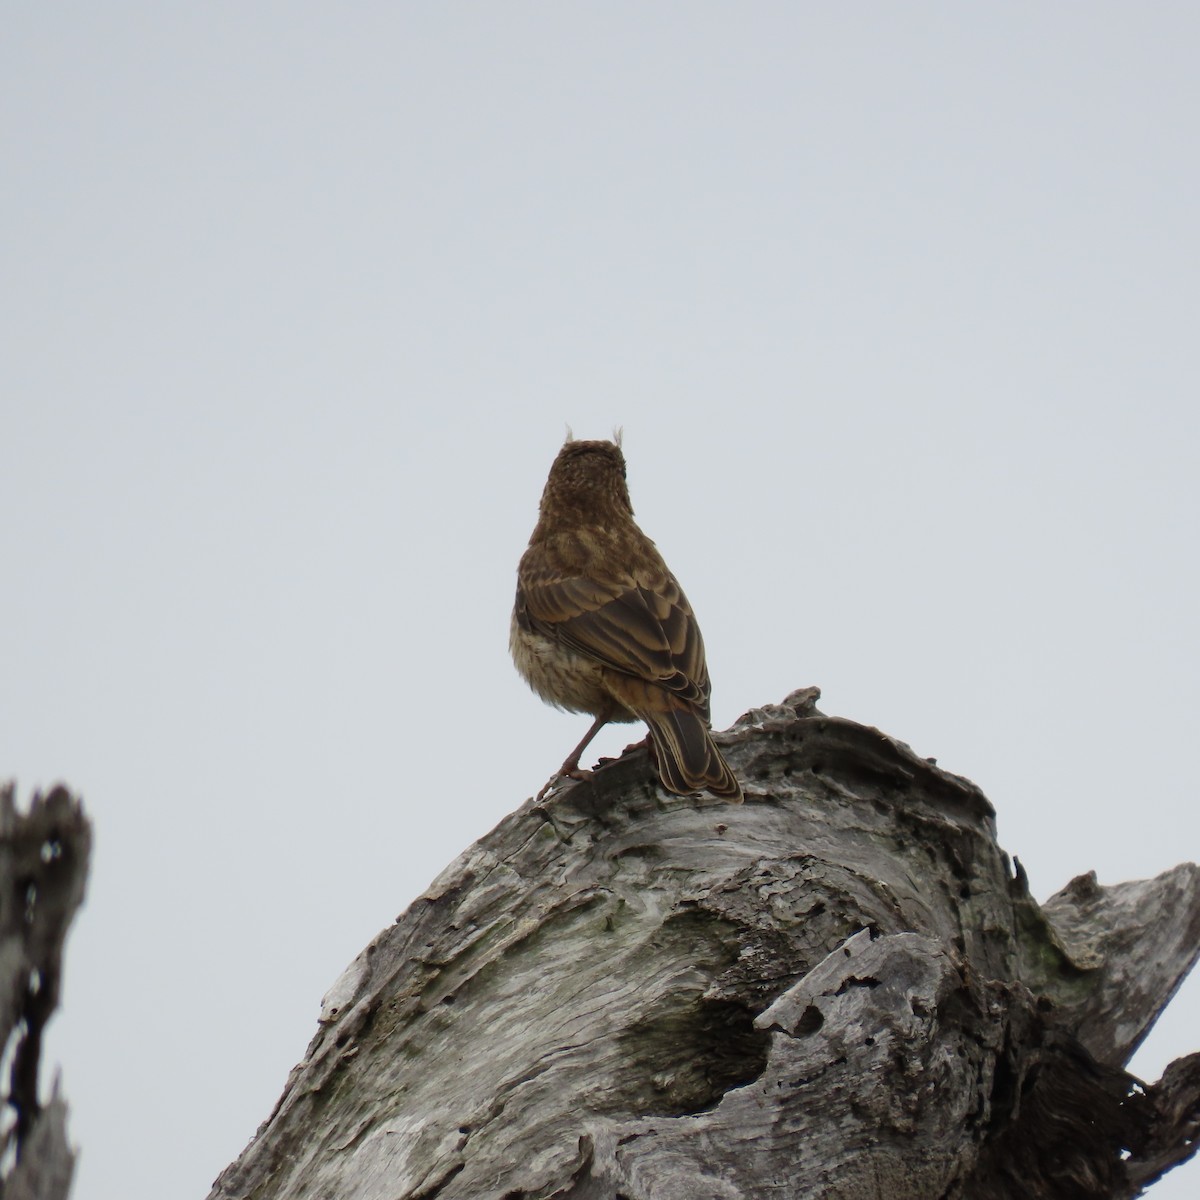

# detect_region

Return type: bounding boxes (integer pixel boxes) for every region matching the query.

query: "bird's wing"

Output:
[517,559,711,712]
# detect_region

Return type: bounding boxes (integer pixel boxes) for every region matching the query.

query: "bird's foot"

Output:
[536,762,596,801]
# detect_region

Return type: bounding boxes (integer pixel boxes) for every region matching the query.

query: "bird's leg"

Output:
[560,713,610,777]
[536,714,610,800]
[623,732,653,755]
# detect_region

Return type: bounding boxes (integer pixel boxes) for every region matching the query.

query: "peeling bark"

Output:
[0,783,89,1200]
[209,690,1200,1199]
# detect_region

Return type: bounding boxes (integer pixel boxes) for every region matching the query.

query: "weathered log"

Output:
[209,689,1200,1199]
[0,784,89,1200]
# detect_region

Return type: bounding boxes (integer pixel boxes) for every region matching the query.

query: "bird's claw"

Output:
[536,765,596,801]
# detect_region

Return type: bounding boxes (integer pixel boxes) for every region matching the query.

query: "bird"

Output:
[511,435,742,803]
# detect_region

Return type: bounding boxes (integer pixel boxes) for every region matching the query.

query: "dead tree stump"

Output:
[209,689,1200,1199]
[0,784,90,1200]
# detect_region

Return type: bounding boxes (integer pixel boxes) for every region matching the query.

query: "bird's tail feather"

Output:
[641,707,743,803]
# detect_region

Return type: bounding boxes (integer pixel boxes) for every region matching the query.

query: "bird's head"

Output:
[539,437,634,524]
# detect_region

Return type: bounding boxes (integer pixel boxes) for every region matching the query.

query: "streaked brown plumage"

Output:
[511,437,742,803]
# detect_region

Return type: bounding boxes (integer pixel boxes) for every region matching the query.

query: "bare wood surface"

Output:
[0,784,90,1200]
[209,690,1200,1200]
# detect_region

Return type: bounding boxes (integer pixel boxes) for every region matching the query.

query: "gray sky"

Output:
[3,5,1198,1196]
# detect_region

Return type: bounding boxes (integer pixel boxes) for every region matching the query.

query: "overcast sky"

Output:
[3,5,1198,1197]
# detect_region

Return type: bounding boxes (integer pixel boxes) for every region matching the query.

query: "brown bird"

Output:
[511,436,742,803]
